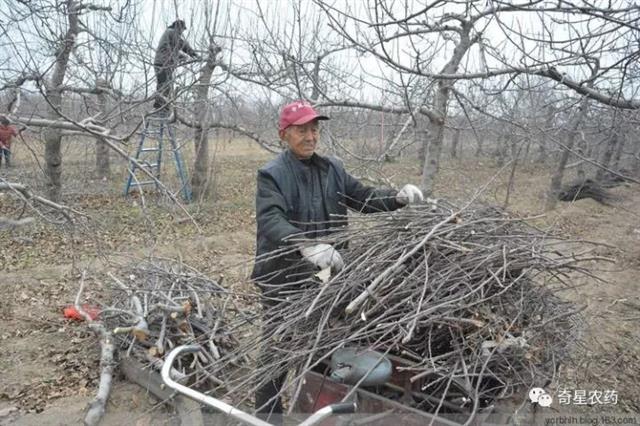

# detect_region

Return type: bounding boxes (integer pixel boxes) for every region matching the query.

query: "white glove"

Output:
[300,243,344,272]
[396,184,424,205]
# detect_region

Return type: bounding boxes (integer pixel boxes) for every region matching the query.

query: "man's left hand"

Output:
[396,184,424,205]
[300,243,344,272]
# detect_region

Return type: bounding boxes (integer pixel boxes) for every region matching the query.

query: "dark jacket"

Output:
[154,28,197,69]
[252,149,403,287]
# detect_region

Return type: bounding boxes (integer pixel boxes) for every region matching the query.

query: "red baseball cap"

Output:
[279,101,329,131]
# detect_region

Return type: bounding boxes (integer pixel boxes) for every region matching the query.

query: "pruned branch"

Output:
[538,67,640,109]
[0,181,79,225]
[175,110,280,153]
[0,217,35,230]
[75,273,115,426]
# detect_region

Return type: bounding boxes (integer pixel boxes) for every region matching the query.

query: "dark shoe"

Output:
[153,94,166,110]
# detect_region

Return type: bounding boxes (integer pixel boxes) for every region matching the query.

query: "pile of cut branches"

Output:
[215,200,599,419]
[75,258,257,425]
[100,259,249,389]
[558,179,614,205]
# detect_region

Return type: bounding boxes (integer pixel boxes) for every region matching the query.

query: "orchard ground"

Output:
[1,136,638,424]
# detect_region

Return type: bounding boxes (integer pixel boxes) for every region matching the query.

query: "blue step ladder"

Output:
[124,114,192,202]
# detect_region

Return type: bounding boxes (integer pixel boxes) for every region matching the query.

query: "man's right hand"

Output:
[300,243,344,272]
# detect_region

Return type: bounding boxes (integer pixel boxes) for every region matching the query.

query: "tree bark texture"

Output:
[310,55,322,102]
[44,0,79,202]
[596,132,618,181]
[613,132,625,169]
[95,79,110,179]
[475,136,484,156]
[84,329,114,426]
[538,106,555,163]
[191,41,221,201]
[450,128,460,158]
[416,127,428,172]
[421,23,474,194]
[546,97,590,210]
[495,134,507,167]
[575,130,588,181]
[634,145,640,176]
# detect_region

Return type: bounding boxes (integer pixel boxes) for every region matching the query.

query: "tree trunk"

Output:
[450,128,460,158]
[596,132,618,180]
[416,127,428,172]
[421,108,445,194]
[191,41,221,201]
[421,22,474,194]
[510,134,518,159]
[634,143,640,176]
[575,130,587,180]
[44,0,78,202]
[475,137,484,156]
[310,55,321,102]
[503,144,524,208]
[538,106,555,163]
[495,134,507,167]
[192,121,211,201]
[522,135,531,162]
[537,139,547,164]
[613,132,625,169]
[546,98,589,210]
[95,79,110,179]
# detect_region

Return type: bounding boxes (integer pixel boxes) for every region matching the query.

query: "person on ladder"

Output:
[153,19,199,111]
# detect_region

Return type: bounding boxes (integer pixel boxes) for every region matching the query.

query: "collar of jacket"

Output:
[284,149,330,172]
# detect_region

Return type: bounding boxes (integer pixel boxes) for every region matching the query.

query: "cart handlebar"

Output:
[161,345,356,426]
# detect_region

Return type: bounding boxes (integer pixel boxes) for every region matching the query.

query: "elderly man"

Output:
[153,19,199,110]
[252,100,423,421]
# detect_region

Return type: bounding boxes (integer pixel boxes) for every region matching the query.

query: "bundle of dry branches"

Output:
[76,258,258,425]
[559,179,615,205]
[212,201,598,419]
[100,259,249,391]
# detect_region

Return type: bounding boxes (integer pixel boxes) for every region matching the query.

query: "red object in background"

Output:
[63,304,100,321]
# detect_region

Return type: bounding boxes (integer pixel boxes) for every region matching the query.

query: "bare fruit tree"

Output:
[1,0,131,200]
[3,0,640,205]
[311,0,640,195]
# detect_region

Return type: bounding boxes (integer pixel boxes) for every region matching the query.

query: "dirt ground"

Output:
[1,138,638,425]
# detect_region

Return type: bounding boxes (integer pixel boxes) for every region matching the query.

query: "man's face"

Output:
[280,120,319,160]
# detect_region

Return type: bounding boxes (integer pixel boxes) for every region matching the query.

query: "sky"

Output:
[1,0,638,112]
